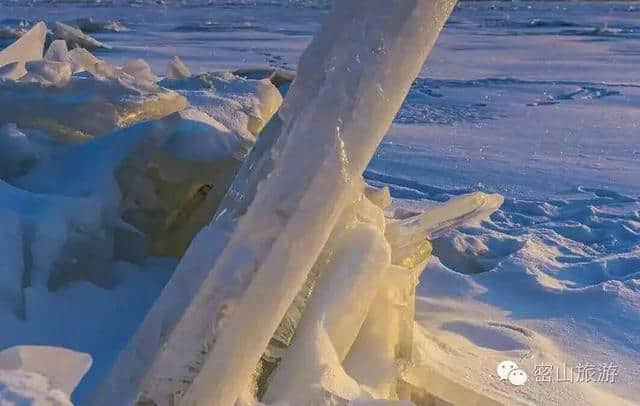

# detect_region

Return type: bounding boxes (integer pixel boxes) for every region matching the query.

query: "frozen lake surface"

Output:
[1,1,639,404]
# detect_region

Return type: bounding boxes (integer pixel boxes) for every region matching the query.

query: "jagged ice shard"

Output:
[91,0,458,404]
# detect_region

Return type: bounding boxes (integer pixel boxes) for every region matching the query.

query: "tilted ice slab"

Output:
[91,0,457,404]
[53,22,112,50]
[0,22,47,80]
[386,192,504,266]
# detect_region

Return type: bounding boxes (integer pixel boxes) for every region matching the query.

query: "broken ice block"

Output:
[167,56,191,79]
[22,60,72,87]
[385,192,503,266]
[123,58,159,83]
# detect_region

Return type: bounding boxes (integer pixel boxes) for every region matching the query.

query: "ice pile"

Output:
[0,20,283,312]
[0,0,506,405]
[0,22,187,138]
[89,1,491,405]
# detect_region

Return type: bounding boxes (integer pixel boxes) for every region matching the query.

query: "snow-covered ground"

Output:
[0,1,639,405]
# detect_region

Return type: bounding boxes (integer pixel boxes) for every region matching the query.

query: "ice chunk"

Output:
[167,56,191,79]
[122,58,158,83]
[0,21,47,80]
[53,22,111,50]
[68,47,101,74]
[0,123,38,179]
[91,0,456,404]
[17,107,246,263]
[0,346,92,396]
[21,60,72,87]
[0,209,24,315]
[117,109,246,256]
[265,323,363,405]
[160,71,283,141]
[44,39,71,63]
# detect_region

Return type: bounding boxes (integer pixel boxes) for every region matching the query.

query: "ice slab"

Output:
[45,40,71,63]
[385,192,504,266]
[53,22,112,50]
[17,106,249,262]
[0,21,47,80]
